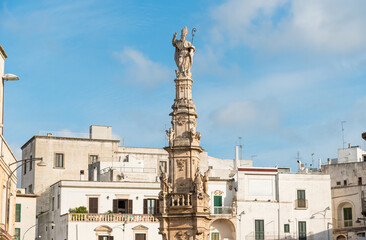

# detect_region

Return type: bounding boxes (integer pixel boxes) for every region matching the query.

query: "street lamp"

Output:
[5,157,46,231]
[1,73,19,135]
[356,217,366,225]
[237,211,245,240]
[23,221,55,240]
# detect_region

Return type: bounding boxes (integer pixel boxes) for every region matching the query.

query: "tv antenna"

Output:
[341,121,346,149]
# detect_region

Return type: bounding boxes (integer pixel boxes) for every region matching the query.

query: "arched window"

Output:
[337,202,353,228]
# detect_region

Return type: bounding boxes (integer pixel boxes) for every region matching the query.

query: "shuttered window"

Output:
[113,199,132,214]
[15,204,21,222]
[143,199,160,214]
[255,220,264,240]
[211,233,219,240]
[89,198,98,213]
[135,234,146,240]
[14,228,20,239]
[343,208,353,227]
[284,224,290,233]
[298,221,307,240]
[55,153,64,168]
[98,236,114,240]
[297,190,306,208]
[213,196,222,214]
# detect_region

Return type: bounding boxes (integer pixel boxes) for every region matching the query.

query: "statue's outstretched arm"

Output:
[172,32,177,46]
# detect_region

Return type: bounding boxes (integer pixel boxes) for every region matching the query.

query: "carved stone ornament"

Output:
[176,159,185,171]
[175,230,190,240]
[176,116,187,126]
[213,190,223,196]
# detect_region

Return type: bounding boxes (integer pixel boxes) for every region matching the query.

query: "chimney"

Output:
[80,170,84,181]
[318,158,322,170]
[234,145,239,170]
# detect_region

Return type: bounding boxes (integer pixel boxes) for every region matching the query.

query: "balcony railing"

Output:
[169,193,192,207]
[211,206,233,215]
[295,199,308,209]
[66,213,158,223]
[336,219,354,228]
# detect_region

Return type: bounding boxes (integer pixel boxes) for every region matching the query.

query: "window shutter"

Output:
[108,236,114,240]
[156,199,160,214]
[113,199,118,213]
[128,200,133,214]
[98,236,103,240]
[143,199,147,214]
[15,204,21,222]
[89,198,98,213]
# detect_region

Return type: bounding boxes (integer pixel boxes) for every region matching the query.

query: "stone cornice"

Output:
[0,44,7,59]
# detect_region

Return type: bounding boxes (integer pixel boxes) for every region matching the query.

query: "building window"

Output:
[55,153,64,168]
[89,197,99,213]
[15,204,21,222]
[143,199,159,214]
[284,224,290,233]
[28,184,33,194]
[89,155,98,164]
[29,155,33,171]
[296,190,307,209]
[213,195,223,214]
[52,197,55,211]
[14,228,20,240]
[98,237,114,240]
[159,161,167,173]
[58,194,60,209]
[23,160,27,175]
[343,207,353,227]
[211,233,219,240]
[255,219,264,240]
[344,180,347,186]
[135,234,146,240]
[336,181,341,186]
[359,177,362,186]
[113,199,133,214]
[298,221,307,240]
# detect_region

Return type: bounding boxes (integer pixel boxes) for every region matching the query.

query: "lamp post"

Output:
[1,74,19,135]
[112,221,127,240]
[5,157,46,231]
[22,221,55,240]
[237,211,245,240]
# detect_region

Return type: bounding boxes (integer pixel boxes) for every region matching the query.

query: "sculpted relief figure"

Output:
[159,166,169,193]
[166,127,175,145]
[172,26,195,78]
[194,169,203,193]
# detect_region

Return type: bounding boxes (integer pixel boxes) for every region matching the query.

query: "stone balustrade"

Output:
[169,193,192,207]
[67,213,158,223]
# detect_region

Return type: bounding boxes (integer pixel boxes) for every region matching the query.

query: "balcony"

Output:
[65,213,158,223]
[211,206,233,215]
[168,193,192,208]
[295,199,308,209]
[336,219,353,228]
[0,224,12,240]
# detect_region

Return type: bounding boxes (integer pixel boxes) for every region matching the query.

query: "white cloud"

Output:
[211,99,281,132]
[211,0,366,54]
[115,48,171,87]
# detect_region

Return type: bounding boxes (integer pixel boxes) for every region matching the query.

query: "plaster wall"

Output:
[15,193,37,240]
[237,172,332,240]
[21,136,120,194]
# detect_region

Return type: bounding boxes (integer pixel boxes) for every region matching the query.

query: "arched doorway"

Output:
[210,219,236,240]
[336,234,346,240]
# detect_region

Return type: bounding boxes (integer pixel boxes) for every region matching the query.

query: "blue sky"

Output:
[1,0,366,171]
